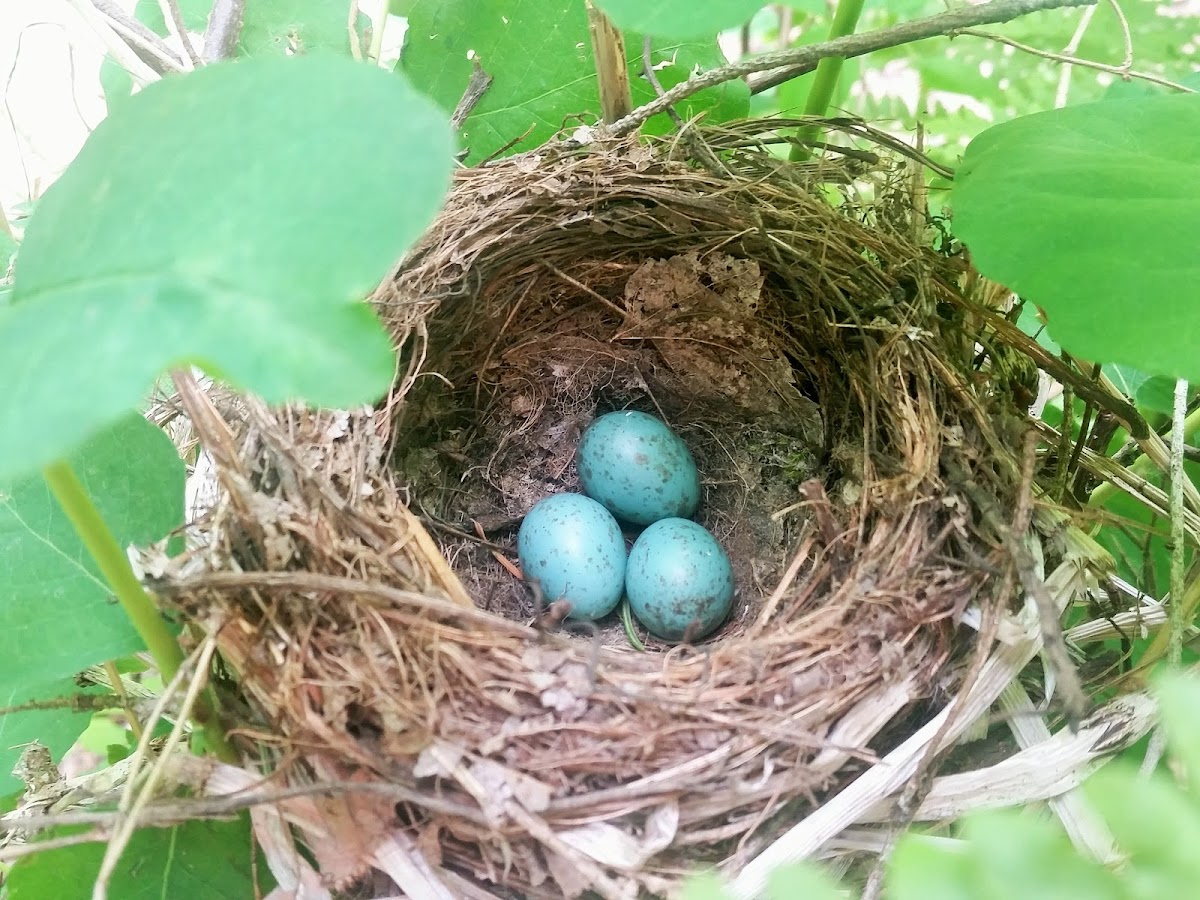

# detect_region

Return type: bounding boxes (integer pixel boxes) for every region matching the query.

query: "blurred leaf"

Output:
[953,95,1200,383]
[98,55,133,111]
[680,873,731,900]
[888,832,975,900]
[1,56,452,479]
[0,413,184,690]
[593,0,763,40]
[133,0,210,36]
[0,679,100,796]
[1134,375,1179,415]
[402,0,748,165]
[1152,670,1200,787]
[766,862,843,900]
[6,816,272,899]
[1105,363,1150,400]
[959,811,1121,900]
[1087,763,1200,896]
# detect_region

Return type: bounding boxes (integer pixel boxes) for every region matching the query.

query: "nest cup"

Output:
[169,134,1032,897]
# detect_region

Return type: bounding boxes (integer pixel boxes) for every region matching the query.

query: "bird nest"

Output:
[162,131,1061,899]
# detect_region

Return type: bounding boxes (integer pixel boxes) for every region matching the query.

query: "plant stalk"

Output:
[789,0,866,160]
[41,459,235,762]
[1168,379,1189,666]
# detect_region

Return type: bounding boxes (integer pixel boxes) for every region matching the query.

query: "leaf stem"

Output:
[41,459,235,762]
[790,0,866,161]
[621,597,646,651]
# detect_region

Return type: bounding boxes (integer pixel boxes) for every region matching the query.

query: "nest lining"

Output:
[166,136,1037,898]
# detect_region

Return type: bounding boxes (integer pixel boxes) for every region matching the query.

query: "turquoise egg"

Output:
[517,493,627,621]
[577,411,700,526]
[626,518,734,642]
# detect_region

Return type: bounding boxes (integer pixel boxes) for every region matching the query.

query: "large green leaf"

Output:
[592,0,763,40]
[1,56,453,480]
[0,413,184,690]
[402,0,749,165]
[6,816,272,899]
[0,679,101,796]
[953,94,1200,382]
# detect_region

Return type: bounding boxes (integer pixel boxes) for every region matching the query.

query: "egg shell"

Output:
[626,518,734,642]
[576,411,701,526]
[517,493,627,621]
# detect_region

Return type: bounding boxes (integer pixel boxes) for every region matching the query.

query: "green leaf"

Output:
[952,95,1200,383]
[680,872,731,900]
[1,56,452,480]
[1152,669,1200,786]
[6,816,272,899]
[766,862,843,900]
[98,55,133,111]
[402,0,749,165]
[888,832,976,900]
[239,0,351,56]
[959,810,1121,900]
[0,412,184,689]
[1134,375,1179,415]
[0,679,100,795]
[592,0,763,40]
[1086,763,1200,895]
[1105,363,1151,401]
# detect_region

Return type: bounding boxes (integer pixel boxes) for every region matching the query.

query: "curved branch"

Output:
[600,0,1096,138]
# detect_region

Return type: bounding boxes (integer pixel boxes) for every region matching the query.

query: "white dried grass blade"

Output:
[557,802,678,871]
[727,630,1040,900]
[852,691,1150,825]
[810,677,919,774]
[371,830,457,900]
[998,682,1123,863]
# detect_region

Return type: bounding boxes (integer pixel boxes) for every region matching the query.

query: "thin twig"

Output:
[91,0,184,73]
[103,660,145,743]
[1169,378,1189,666]
[642,37,684,128]
[1107,0,1133,69]
[730,0,1095,100]
[94,637,220,900]
[67,0,161,84]
[348,0,363,60]
[1054,2,1098,107]
[960,27,1196,94]
[202,0,245,63]
[157,0,202,69]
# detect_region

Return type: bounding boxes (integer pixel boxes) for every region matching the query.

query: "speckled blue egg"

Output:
[577,411,700,526]
[517,493,627,621]
[626,518,734,642]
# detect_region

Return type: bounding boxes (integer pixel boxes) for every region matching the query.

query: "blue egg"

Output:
[517,493,627,621]
[576,411,700,526]
[626,518,734,642]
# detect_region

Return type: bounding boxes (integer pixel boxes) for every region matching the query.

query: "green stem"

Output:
[42,459,236,762]
[1088,407,1200,510]
[621,597,646,651]
[790,0,867,161]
